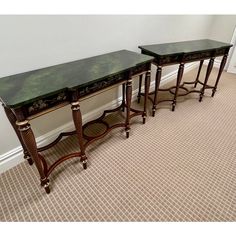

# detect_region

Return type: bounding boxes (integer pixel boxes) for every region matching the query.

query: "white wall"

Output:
[208,15,236,70]
[0,15,214,164]
[209,15,236,43]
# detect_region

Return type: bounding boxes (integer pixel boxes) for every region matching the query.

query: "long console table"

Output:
[0,50,153,193]
[138,39,233,116]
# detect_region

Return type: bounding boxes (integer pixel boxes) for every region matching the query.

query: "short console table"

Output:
[138,39,232,116]
[0,50,153,193]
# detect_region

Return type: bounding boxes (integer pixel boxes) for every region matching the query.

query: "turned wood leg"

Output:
[125,79,132,138]
[172,63,185,111]
[212,54,228,97]
[16,119,50,194]
[71,101,87,169]
[3,106,34,165]
[152,66,162,117]
[199,57,214,102]
[121,83,126,112]
[194,60,204,88]
[143,70,151,124]
[137,74,143,104]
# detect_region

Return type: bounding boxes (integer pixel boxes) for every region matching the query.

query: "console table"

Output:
[0,50,153,193]
[138,39,233,116]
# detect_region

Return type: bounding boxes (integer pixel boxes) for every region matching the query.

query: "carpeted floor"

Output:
[0,65,236,221]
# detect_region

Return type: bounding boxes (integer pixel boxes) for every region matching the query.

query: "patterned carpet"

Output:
[0,65,236,221]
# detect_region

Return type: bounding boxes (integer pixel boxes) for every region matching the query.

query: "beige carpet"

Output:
[0,65,236,221]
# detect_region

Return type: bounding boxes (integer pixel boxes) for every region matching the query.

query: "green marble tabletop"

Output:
[139,39,232,57]
[0,50,153,108]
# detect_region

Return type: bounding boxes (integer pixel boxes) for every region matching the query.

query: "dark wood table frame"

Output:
[1,52,153,194]
[138,40,233,116]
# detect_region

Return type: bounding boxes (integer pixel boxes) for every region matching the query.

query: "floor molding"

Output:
[0,62,198,174]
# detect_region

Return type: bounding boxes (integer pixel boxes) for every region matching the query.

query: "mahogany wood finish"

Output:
[152,66,162,117]
[194,60,204,88]
[3,105,33,165]
[14,109,50,193]
[212,54,228,97]
[143,70,151,123]
[122,83,126,112]
[137,74,143,104]
[172,63,185,111]
[0,50,153,194]
[37,130,76,152]
[4,75,150,194]
[71,90,88,169]
[199,57,215,102]
[125,79,132,138]
[138,39,232,115]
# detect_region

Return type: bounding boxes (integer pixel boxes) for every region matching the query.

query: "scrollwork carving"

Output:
[79,74,125,97]
[131,63,149,75]
[27,92,67,114]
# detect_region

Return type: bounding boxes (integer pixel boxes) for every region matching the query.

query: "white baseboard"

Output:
[0,62,198,174]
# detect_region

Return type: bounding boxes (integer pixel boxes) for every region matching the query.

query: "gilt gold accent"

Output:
[71,101,80,106]
[16,120,29,126]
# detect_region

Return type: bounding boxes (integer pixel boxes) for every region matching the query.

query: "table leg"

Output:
[172,63,185,111]
[15,118,50,194]
[212,54,228,97]
[194,60,204,88]
[137,74,143,104]
[125,79,132,138]
[199,57,214,102]
[71,101,87,169]
[152,66,162,117]
[3,106,33,165]
[143,70,151,124]
[121,83,126,112]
